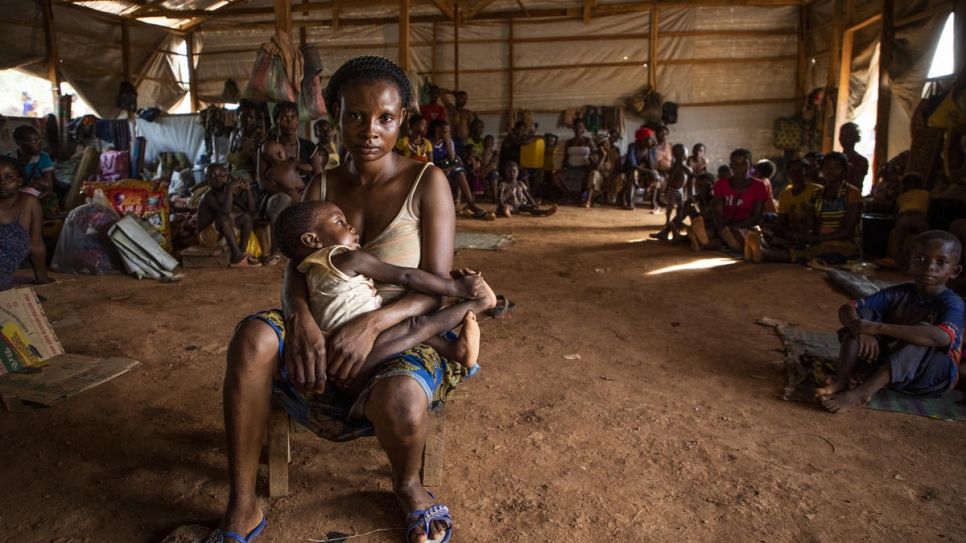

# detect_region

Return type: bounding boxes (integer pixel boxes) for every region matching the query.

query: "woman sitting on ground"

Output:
[689,148,769,254]
[750,151,862,265]
[0,156,52,290]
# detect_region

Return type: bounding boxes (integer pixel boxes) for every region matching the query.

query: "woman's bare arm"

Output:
[24,196,50,283]
[326,164,456,384]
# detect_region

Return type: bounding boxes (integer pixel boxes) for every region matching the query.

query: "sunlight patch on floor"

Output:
[646,257,739,275]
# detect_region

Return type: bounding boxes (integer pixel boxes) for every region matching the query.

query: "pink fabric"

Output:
[713,177,769,223]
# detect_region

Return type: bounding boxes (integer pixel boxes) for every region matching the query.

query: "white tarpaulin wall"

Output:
[195,6,801,166]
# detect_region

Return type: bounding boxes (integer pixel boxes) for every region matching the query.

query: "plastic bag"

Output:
[82,179,172,251]
[51,189,124,275]
[245,48,297,103]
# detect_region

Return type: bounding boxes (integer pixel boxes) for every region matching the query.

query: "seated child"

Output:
[816,230,964,413]
[773,157,822,240]
[262,140,311,203]
[274,200,498,392]
[685,143,708,186]
[716,164,732,183]
[677,172,716,250]
[651,144,692,240]
[196,163,260,268]
[10,125,63,216]
[496,161,557,218]
[880,173,930,268]
[463,144,485,195]
[394,114,432,163]
[481,134,501,199]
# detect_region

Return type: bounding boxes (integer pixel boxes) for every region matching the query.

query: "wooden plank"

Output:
[895,2,952,28]
[583,0,594,24]
[122,19,134,120]
[418,55,795,76]
[678,97,797,107]
[399,0,411,72]
[421,405,446,487]
[874,0,894,177]
[267,410,290,497]
[649,8,659,89]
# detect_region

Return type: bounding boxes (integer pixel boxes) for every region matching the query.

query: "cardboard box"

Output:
[0,287,139,406]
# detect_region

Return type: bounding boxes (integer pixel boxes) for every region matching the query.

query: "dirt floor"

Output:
[3,206,966,543]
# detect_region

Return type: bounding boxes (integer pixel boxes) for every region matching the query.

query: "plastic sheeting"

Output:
[135,114,228,173]
[0,0,184,118]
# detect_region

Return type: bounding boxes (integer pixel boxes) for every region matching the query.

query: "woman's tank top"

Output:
[567,142,592,167]
[318,162,432,303]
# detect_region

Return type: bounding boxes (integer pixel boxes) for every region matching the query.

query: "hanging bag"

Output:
[99,150,131,181]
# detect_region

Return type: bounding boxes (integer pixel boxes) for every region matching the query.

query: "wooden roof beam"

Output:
[583,0,595,24]
[431,0,455,19]
[465,0,497,20]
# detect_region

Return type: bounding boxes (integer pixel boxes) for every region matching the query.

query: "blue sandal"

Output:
[205,517,267,543]
[406,503,452,543]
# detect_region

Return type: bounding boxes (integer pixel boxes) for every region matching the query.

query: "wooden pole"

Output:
[431,22,438,81]
[649,7,658,89]
[822,0,843,153]
[40,0,62,113]
[122,19,135,120]
[508,19,514,113]
[186,32,200,113]
[399,0,411,71]
[300,0,310,138]
[834,29,854,151]
[275,0,292,36]
[796,4,807,111]
[873,0,894,177]
[955,0,965,76]
[453,3,459,90]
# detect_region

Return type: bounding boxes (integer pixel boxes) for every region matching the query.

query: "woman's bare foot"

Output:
[453,311,480,369]
[819,388,868,413]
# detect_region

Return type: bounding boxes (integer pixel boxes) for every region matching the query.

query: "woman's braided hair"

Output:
[324,55,412,116]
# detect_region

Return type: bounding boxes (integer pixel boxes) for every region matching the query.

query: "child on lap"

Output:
[817,231,965,413]
[274,200,498,391]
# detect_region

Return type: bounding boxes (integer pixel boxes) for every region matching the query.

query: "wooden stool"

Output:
[266,405,447,497]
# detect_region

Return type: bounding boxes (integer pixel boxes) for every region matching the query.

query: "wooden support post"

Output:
[796,5,808,111]
[186,32,200,113]
[420,405,447,487]
[300,0,310,139]
[399,0,411,72]
[40,0,61,114]
[834,28,854,151]
[275,0,292,36]
[508,19,514,113]
[874,0,894,177]
[122,20,134,120]
[955,0,965,76]
[822,0,844,153]
[453,3,459,90]
[431,22,438,81]
[649,7,658,89]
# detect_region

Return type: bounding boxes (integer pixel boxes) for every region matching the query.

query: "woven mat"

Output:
[770,323,966,421]
[454,232,513,251]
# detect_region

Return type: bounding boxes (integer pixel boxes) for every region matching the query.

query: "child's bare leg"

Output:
[217,215,245,262]
[816,330,862,397]
[234,213,254,259]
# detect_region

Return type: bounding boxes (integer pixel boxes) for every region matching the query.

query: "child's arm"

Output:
[332,249,488,300]
[848,320,953,348]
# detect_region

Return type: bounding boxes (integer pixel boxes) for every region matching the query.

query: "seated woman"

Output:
[618,126,659,210]
[689,148,769,254]
[552,118,596,203]
[752,152,863,265]
[0,156,52,290]
[212,56,473,543]
[428,119,495,220]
